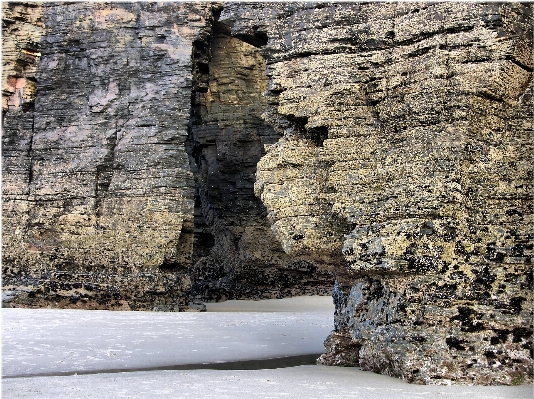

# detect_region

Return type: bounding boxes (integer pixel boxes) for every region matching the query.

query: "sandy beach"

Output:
[2,296,532,398]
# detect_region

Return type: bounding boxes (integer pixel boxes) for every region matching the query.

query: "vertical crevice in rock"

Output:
[27,113,35,186]
[187,10,334,302]
[94,127,118,216]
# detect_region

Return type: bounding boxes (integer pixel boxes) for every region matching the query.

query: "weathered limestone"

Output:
[222,2,533,385]
[2,2,42,109]
[2,2,213,310]
[2,2,332,310]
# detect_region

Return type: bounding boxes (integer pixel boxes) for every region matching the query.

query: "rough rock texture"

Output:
[2,2,213,310]
[2,1,333,309]
[222,2,533,385]
[187,13,333,301]
[2,2,42,110]
[2,1,533,386]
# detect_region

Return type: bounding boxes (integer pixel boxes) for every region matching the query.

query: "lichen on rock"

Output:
[2,1,532,386]
[225,1,533,385]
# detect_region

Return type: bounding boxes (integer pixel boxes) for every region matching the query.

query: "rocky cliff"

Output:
[223,1,533,385]
[188,10,333,301]
[2,2,210,310]
[2,1,332,310]
[2,1,532,385]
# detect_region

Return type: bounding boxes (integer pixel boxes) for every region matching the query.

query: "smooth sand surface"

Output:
[3,366,533,399]
[2,297,532,399]
[2,304,333,377]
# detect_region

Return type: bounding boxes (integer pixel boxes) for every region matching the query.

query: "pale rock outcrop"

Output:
[221,2,533,385]
[2,2,42,110]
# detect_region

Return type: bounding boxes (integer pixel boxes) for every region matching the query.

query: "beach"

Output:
[2,296,531,398]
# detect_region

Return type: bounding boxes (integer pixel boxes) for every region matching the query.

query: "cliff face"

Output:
[2,1,333,309]
[2,1,533,385]
[223,2,533,385]
[188,15,333,301]
[2,2,213,310]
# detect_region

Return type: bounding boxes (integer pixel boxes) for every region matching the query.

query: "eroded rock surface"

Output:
[2,1,532,386]
[2,2,333,310]
[2,2,42,110]
[222,2,533,385]
[187,14,333,301]
[2,2,213,310]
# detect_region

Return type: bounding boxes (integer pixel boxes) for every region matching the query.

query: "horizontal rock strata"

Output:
[2,2,333,310]
[2,2,213,310]
[222,2,533,385]
[188,13,333,301]
[2,1,532,386]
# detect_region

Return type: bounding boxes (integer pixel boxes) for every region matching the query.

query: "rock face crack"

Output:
[187,17,333,301]
[94,125,118,216]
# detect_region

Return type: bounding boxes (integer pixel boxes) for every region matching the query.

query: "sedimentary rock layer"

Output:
[2,1,532,386]
[2,2,42,109]
[222,2,533,385]
[2,2,213,310]
[2,2,333,309]
[188,14,333,301]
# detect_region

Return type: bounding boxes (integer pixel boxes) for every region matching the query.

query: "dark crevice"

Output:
[191,143,212,168]
[306,126,328,147]
[234,27,269,48]
[286,115,328,147]
[476,91,505,103]
[186,9,333,300]
[286,114,308,134]
[159,261,182,271]
[406,46,433,58]
[267,88,286,95]
[27,112,35,187]
[94,127,118,216]
[505,55,534,73]
[186,12,216,277]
